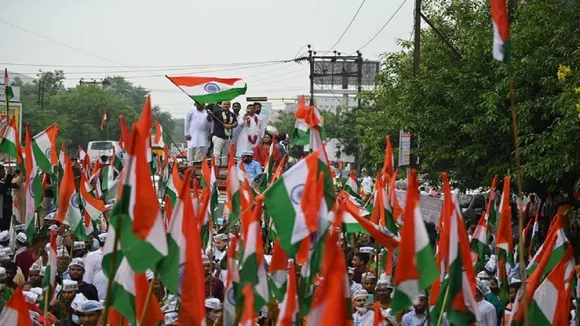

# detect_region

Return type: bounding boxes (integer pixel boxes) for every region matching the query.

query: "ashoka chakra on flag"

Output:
[166,76,247,104]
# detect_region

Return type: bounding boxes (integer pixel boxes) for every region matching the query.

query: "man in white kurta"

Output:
[184,103,212,162]
[83,233,109,300]
[235,105,261,158]
[254,102,269,140]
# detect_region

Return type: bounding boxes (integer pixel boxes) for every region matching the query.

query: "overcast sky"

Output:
[1,0,413,117]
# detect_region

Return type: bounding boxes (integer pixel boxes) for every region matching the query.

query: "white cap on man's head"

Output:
[353,289,368,299]
[205,298,222,309]
[69,258,85,269]
[15,232,27,244]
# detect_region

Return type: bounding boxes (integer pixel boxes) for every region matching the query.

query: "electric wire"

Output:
[324,0,368,55]
[354,0,409,53]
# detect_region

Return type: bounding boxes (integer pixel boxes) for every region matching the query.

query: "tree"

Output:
[272,111,296,137]
[105,76,176,139]
[14,71,174,153]
[104,76,149,112]
[49,85,139,149]
[359,0,580,198]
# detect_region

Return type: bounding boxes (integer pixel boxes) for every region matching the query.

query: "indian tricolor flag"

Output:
[292,95,326,149]
[42,230,57,302]
[79,173,105,229]
[223,235,240,326]
[239,191,269,312]
[307,227,352,326]
[106,254,164,325]
[343,193,399,251]
[431,173,478,325]
[78,145,86,161]
[163,159,182,208]
[470,175,498,270]
[263,148,334,257]
[0,288,32,325]
[153,120,165,148]
[159,170,206,324]
[495,176,513,301]
[24,125,42,240]
[32,123,58,173]
[526,214,568,277]
[381,135,395,179]
[391,169,439,313]
[55,154,87,240]
[277,260,298,326]
[268,240,289,302]
[110,123,168,273]
[240,284,255,326]
[100,111,108,131]
[166,76,247,104]
[343,170,360,199]
[330,191,370,234]
[528,248,575,326]
[101,164,114,193]
[491,0,510,62]
[0,117,20,162]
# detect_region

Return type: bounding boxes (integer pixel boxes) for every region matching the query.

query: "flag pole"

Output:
[508,71,529,326]
[139,272,157,325]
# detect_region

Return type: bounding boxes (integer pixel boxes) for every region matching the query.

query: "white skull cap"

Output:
[353,289,368,299]
[62,279,79,291]
[71,293,88,311]
[23,291,39,304]
[15,232,27,244]
[77,300,103,313]
[205,298,222,309]
[69,258,85,269]
[0,231,9,242]
[359,246,376,255]
[73,241,85,251]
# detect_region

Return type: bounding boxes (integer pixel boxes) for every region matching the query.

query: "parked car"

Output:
[460,193,489,223]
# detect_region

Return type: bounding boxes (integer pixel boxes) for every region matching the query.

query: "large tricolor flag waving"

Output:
[166,76,247,104]
[491,0,510,62]
[391,169,439,313]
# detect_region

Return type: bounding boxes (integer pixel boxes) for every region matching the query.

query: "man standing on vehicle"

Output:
[254,102,268,142]
[230,102,243,144]
[184,102,212,162]
[211,101,237,165]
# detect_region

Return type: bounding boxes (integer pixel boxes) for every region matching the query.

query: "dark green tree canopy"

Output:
[13,71,177,153]
[358,0,580,198]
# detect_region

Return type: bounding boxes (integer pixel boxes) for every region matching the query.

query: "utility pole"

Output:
[308,45,315,106]
[300,46,379,173]
[413,0,422,74]
[37,78,45,110]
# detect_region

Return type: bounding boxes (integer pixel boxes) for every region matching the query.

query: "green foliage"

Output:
[14,71,176,153]
[272,110,295,137]
[49,85,140,148]
[359,0,580,197]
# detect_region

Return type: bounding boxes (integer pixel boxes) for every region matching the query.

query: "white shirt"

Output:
[82,248,109,301]
[353,309,374,326]
[83,249,103,284]
[258,113,268,138]
[362,176,373,193]
[476,299,497,326]
[184,108,211,148]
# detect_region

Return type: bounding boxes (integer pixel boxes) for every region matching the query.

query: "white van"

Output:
[87,140,119,162]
